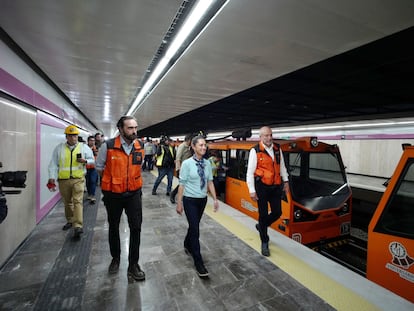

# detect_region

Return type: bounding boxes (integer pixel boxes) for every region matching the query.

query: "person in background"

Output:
[176,135,219,278]
[208,151,227,197]
[246,126,289,256]
[95,132,104,150]
[86,135,98,203]
[152,136,176,196]
[48,125,94,239]
[170,133,193,203]
[94,132,104,185]
[95,116,145,283]
[142,138,156,171]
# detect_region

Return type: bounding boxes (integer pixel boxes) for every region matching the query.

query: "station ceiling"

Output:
[1,1,414,138]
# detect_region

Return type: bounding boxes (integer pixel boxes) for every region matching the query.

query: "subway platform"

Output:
[0,171,412,310]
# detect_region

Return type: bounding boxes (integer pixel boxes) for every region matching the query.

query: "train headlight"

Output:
[310,137,318,148]
[294,209,302,220]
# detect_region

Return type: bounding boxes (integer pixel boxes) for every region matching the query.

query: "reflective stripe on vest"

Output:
[254,142,281,186]
[156,145,174,167]
[58,143,84,179]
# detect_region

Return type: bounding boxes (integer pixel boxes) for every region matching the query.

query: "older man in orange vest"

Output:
[246,126,289,256]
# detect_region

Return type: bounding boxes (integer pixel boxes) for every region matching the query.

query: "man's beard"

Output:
[124,133,137,141]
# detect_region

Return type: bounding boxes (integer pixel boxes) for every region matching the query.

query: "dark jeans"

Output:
[142,154,154,170]
[255,181,282,243]
[152,167,174,193]
[183,196,207,265]
[86,168,98,196]
[103,190,142,264]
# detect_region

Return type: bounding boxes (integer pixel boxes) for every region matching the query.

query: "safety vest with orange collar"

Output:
[254,142,282,186]
[101,136,143,193]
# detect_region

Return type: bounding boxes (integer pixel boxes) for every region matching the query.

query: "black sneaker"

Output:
[127,263,145,283]
[170,196,176,204]
[152,190,156,195]
[195,263,209,278]
[73,227,83,239]
[108,258,120,274]
[62,222,72,230]
[261,242,270,257]
[166,192,170,196]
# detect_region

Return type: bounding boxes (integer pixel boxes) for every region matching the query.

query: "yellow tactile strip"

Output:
[204,203,379,311]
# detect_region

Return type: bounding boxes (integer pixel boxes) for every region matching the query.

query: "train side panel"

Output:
[367,147,414,303]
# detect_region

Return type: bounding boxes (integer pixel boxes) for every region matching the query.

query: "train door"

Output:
[216,149,228,200]
[367,146,414,303]
[225,147,258,219]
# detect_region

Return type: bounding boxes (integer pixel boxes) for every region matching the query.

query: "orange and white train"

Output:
[208,136,352,246]
[208,136,414,303]
[367,144,414,303]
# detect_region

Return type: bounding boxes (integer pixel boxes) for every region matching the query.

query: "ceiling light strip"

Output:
[126,0,225,116]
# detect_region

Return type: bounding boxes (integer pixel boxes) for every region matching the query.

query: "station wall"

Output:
[0,40,96,266]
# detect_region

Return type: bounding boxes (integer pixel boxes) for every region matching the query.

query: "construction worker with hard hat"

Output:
[48,124,95,239]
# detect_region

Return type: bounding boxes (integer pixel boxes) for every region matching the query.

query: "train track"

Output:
[318,236,367,277]
[315,197,374,277]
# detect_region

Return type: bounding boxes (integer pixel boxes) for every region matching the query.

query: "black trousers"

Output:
[255,181,282,243]
[103,190,142,265]
[183,196,207,265]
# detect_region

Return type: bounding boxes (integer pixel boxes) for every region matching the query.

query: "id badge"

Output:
[132,151,142,165]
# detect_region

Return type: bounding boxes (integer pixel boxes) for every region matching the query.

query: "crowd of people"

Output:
[48,120,288,281]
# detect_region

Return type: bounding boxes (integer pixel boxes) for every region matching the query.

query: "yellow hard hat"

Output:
[64,125,80,135]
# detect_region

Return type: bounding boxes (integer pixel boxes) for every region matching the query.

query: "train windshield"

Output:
[374,159,414,239]
[286,152,350,211]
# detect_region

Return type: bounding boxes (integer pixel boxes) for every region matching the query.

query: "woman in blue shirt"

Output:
[176,135,219,278]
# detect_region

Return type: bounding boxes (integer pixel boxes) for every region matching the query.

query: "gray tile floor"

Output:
[0,171,334,310]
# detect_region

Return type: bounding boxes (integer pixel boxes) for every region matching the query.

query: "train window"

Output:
[374,160,414,238]
[287,151,349,209]
[219,150,227,166]
[227,149,249,180]
[287,153,301,177]
[309,153,344,185]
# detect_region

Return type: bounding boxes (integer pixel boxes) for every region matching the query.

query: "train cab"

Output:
[208,137,352,246]
[367,145,414,303]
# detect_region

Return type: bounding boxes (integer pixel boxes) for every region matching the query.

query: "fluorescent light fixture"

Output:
[165,0,213,59]
[126,0,214,116]
[271,119,414,134]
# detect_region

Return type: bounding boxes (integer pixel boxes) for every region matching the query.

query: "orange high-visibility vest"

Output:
[254,142,281,186]
[101,136,143,193]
